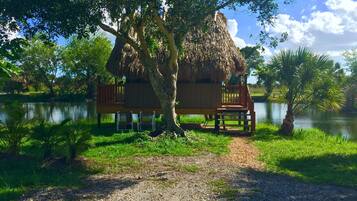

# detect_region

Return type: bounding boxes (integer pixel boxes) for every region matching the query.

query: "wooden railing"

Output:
[97,84,124,104]
[97,84,250,107]
[222,84,240,105]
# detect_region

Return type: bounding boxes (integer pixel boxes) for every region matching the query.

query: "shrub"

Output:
[0,102,30,155]
[60,122,92,161]
[1,80,26,94]
[31,119,71,159]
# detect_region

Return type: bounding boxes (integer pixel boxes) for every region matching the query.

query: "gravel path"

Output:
[22,137,357,201]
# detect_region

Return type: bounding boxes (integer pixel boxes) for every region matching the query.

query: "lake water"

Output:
[0,102,356,140]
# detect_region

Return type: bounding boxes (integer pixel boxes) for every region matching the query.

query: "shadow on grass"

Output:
[221,168,357,201]
[0,155,137,201]
[278,154,357,187]
[0,156,91,201]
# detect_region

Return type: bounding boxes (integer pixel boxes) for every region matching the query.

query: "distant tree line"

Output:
[1,35,113,99]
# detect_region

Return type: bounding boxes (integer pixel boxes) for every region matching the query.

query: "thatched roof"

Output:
[107,13,246,83]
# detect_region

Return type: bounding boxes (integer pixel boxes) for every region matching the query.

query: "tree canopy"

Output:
[18,35,61,95]
[343,48,357,110]
[240,46,265,75]
[61,36,113,98]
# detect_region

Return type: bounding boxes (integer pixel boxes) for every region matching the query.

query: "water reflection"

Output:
[0,102,356,140]
[256,102,357,140]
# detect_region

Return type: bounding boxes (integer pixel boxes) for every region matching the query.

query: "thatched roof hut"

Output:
[107,12,246,83]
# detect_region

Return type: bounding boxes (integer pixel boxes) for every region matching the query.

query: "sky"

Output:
[223,0,357,66]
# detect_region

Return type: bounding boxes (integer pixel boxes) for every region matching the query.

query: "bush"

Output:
[60,122,92,161]
[32,119,71,159]
[0,102,30,155]
[1,80,26,94]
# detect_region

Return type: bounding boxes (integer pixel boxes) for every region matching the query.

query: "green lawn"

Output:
[83,124,231,173]
[249,86,283,102]
[252,124,357,187]
[0,122,231,201]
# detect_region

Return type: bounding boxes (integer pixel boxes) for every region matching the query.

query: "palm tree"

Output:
[32,119,71,159]
[270,47,345,135]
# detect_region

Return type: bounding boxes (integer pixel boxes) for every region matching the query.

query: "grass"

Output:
[0,156,96,201]
[249,86,283,102]
[84,125,231,173]
[252,124,357,187]
[176,164,201,173]
[0,122,231,200]
[209,179,241,200]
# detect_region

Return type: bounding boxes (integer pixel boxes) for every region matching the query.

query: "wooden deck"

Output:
[96,83,256,132]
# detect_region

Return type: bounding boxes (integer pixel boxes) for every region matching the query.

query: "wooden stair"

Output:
[214,105,255,134]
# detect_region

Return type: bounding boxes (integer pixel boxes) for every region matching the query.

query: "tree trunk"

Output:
[49,85,55,97]
[87,82,95,99]
[140,55,185,137]
[280,103,294,135]
[149,72,185,137]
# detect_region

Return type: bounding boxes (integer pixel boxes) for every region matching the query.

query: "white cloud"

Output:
[311,5,317,11]
[227,19,247,48]
[308,11,344,34]
[7,31,20,40]
[265,0,357,63]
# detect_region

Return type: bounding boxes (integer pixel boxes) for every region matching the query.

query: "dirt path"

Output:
[22,137,357,201]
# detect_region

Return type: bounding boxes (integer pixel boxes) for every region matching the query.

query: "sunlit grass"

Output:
[84,129,231,173]
[252,124,357,187]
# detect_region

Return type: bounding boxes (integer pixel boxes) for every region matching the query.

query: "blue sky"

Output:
[223,0,357,67]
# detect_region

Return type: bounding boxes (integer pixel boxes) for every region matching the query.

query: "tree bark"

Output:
[87,82,96,99]
[145,62,185,137]
[158,79,185,137]
[280,103,294,135]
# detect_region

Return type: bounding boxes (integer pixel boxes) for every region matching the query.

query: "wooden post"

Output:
[115,112,120,131]
[114,112,118,125]
[251,111,256,133]
[222,112,226,130]
[244,75,248,108]
[137,112,142,131]
[238,112,242,126]
[214,114,220,132]
[130,111,134,131]
[97,113,101,128]
[243,111,249,132]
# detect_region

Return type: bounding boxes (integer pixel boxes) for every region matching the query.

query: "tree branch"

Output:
[99,22,140,51]
[153,14,179,73]
[215,0,238,11]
